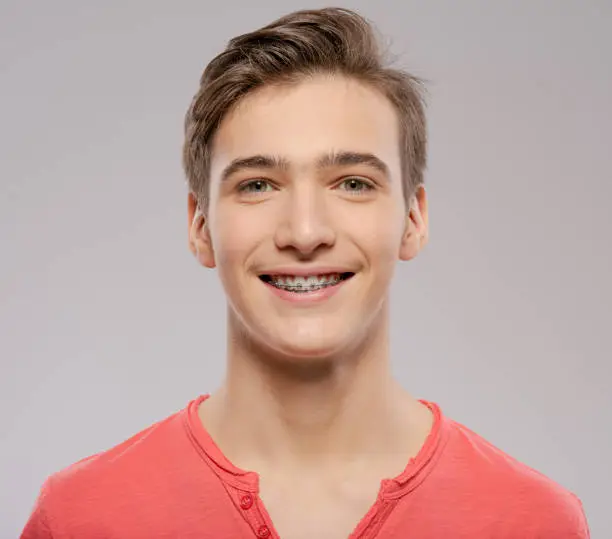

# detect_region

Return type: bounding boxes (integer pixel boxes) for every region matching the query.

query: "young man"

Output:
[22,7,589,539]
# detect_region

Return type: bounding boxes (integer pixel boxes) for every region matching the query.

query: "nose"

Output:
[274,185,336,257]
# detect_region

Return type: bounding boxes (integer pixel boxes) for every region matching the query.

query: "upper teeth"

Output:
[271,274,341,287]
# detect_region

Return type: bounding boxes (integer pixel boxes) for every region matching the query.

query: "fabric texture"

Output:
[21,395,590,538]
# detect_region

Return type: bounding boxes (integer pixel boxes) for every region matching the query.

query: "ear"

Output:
[399,185,429,262]
[187,193,216,268]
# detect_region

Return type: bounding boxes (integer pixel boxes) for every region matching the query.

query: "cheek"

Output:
[210,205,267,270]
[370,227,404,267]
[348,205,405,261]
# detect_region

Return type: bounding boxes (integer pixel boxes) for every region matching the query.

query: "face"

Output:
[189,75,428,362]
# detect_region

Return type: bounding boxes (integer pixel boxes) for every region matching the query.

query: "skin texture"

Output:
[188,74,431,538]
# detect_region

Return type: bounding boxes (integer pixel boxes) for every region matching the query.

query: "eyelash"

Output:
[237,179,274,194]
[339,177,375,194]
[237,177,375,195]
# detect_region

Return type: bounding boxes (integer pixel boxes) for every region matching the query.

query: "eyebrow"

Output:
[316,151,390,177]
[219,150,390,182]
[220,155,290,183]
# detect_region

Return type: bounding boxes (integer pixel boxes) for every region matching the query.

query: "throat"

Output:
[205,378,423,471]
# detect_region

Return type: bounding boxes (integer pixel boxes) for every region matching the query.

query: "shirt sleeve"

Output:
[546,492,590,539]
[20,479,55,539]
[568,494,590,539]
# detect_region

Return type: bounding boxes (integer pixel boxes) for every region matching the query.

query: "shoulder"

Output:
[21,403,195,538]
[440,416,590,537]
[53,406,185,489]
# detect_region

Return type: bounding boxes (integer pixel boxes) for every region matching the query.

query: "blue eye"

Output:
[339,178,374,194]
[238,180,273,193]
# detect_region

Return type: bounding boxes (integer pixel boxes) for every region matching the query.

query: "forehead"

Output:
[210,75,401,174]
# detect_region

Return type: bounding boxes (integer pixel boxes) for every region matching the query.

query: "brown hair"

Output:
[182,7,427,212]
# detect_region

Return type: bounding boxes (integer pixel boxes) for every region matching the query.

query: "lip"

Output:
[257,267,355,277]
[260,273,354,304]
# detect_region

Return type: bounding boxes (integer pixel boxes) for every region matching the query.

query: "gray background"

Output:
[1,0,610,537]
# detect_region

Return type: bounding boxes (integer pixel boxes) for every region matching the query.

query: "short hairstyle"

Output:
[182,7,427,212]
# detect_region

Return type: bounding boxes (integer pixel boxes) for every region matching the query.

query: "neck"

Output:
[200,306,430,472]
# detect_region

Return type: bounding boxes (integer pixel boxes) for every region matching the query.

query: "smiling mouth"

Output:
[259,272,355,293]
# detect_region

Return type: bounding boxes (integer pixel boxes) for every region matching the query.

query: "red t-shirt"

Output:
[21,396,589,538]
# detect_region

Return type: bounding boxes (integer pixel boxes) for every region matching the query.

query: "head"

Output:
[184,8,429,365]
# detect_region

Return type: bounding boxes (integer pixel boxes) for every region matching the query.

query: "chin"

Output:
[229,302,381,369]
[258,339,349,380]
[258,323,357,364]
[274,340,343,361]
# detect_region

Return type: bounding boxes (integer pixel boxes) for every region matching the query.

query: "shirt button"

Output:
[240,494,253,510]
[257,525,271,538]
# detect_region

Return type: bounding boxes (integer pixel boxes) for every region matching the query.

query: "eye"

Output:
[338,177,375,194]
[237,179,274,194]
